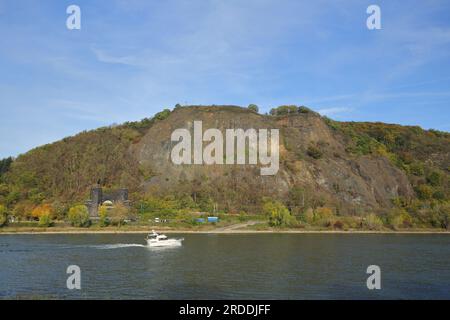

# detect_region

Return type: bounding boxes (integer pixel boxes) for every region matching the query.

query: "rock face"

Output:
[132,106,414,212]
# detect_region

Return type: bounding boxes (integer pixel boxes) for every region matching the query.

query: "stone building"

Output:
[85,186,130,218]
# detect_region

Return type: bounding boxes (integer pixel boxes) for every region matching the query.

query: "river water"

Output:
[0,233,449,299]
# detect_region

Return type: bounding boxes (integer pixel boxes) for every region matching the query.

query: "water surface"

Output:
[0,233,449,299]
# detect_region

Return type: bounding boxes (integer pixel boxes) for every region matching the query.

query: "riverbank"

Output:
[1,226,449,235]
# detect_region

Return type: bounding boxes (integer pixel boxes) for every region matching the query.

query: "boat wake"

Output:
[91,244,146,250]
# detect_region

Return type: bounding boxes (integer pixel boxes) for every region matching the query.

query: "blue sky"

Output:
[1,0,450,158]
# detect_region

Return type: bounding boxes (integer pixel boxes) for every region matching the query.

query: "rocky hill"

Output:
[1,105,449,221]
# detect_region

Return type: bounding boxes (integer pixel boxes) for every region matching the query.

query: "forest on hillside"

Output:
[0,105,449,230]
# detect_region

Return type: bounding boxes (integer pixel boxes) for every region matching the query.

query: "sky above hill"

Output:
[1,0,450,158]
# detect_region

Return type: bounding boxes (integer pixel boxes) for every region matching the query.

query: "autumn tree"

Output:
[31,204,53,220]
[68,205,91,227]
[262,199,295,227]
[108,203,129,227]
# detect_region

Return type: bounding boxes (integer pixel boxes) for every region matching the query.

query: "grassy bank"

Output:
[2,211,450,235]
[1,224,449,234]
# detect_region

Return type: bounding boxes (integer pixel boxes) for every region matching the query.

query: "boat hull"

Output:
[146,238,184,247]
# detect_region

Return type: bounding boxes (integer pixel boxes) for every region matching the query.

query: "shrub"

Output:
[238,212,247,222]
[307,145,323,159]
[12,201,34,220]
[38,213,53,227]
[303,208,315,224]
[298,106,312,114]
[333,220,344,230]
[315,207,334,219]
[98,205,109,227]
[51,201,69,220]
[362,213,384,230]
[68,205,91,227]
[427,171,442,187]
[388,208,413,229]
[435,204,450,229]
[269,105,298,115]
[433,190,446,201]
[314,207,335,227]
[154,109,171,121]
[339,216,361,229]
[415,185,434,200]
[410,162,425,176]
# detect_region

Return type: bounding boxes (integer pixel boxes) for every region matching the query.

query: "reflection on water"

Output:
[0,233,449,299]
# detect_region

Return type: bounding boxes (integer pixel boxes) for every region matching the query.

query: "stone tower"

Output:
[85,186,130,218]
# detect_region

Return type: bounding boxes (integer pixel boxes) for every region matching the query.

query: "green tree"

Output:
[68,205,91,227]
[263,199,295,227]
[0,157,13,177]
[38,213,53,227]
[137,196,180,218]
[98,205,109,227]
[248,104,259,113]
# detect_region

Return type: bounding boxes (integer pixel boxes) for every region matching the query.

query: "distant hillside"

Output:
[0,105,449,227]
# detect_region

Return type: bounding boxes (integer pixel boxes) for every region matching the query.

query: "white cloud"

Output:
[317,107,352,116]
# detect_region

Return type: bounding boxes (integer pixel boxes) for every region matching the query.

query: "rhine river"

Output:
[0,233,449,299]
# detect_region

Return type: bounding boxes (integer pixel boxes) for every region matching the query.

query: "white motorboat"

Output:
[146,230,184,247]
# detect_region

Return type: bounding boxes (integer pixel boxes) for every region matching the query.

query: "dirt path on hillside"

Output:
[211,221,263,233]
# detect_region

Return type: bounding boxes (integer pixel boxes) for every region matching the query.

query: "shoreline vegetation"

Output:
[1,224,449,235]
[1,230,449,235]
